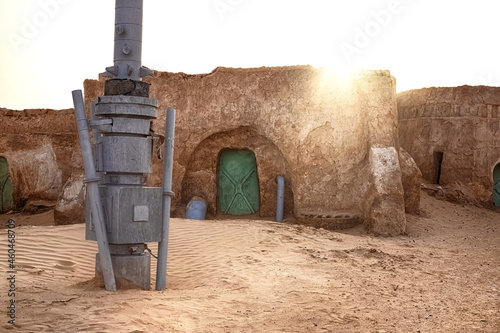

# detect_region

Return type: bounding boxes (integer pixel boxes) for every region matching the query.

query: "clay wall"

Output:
[0,108,84,222]
[85,66,407,235]
[398,86,500,207]
[0,66,411,235]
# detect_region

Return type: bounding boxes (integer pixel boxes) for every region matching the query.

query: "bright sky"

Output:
[1,0,499,110]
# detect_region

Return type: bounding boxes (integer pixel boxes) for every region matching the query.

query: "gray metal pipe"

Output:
[156,108,176,291]
[276,176,285,222]
[72,90,116,292]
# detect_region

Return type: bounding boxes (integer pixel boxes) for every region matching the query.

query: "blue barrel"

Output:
[186,199,207,220]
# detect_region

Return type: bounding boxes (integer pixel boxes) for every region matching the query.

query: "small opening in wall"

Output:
[493,163,500,207]
[0,156,14,213]
[434,152,444,185]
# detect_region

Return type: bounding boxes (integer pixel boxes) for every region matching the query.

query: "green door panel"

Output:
[218,150,259,215]
[0,157,14,213]
[493,164,500,207]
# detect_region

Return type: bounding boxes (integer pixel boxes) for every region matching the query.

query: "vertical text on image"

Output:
[6,218,16,326]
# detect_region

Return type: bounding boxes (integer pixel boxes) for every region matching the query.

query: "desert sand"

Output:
[1,191,499,332]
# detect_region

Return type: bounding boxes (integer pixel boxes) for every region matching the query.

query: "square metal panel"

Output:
[134,205,150,222]
[86,186,162,243]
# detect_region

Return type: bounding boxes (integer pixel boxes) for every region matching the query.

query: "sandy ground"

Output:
[0,191,499,332]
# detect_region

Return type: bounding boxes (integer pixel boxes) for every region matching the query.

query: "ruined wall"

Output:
[85,65,408,235]
[0,66,413,235]
[0,108,84,223]
[398,86,500,207]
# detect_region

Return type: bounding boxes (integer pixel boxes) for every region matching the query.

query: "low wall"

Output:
[0,108,84,223]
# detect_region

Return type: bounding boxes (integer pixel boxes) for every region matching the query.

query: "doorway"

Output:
[0,157,14,213]
[434,152,444,184]
[218,149,259,215]
[493,163,500,207]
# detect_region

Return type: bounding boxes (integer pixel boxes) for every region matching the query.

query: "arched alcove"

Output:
[180,127,294,218]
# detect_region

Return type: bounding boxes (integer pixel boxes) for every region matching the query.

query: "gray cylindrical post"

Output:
[156,108,176,291]
[276,176,285,222]
[72,90,116,292]
[104,0,154,80]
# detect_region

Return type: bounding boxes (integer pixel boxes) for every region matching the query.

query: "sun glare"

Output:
[316,66,358,92]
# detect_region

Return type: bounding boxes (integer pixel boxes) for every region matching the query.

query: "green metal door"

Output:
[218,149,259,215]
[0,157,14,213]
[493,164,500,207]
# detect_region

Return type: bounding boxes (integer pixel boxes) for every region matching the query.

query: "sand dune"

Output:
[1,192,499,332]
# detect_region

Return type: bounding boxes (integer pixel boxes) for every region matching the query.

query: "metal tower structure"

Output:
[72,0,175,291]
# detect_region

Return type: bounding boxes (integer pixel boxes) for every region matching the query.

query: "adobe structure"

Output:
[0,108,82,217]
[398,86,500,207]
[0,66,421,236]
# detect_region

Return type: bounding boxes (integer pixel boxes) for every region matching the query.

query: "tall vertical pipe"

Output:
[276,176,285,222]
[105,0,152,80]
[72,90,116,292]
[156,108,176,291]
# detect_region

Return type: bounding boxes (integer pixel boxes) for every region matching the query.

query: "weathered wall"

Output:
[84,65,408,235]
[0,108,84,223]
[0,66,413,235]
[398,86,500,207]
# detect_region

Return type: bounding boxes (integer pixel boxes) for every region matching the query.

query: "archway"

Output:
[0,157,14,213]
[493,163,500,207]
[180,127,294,218]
